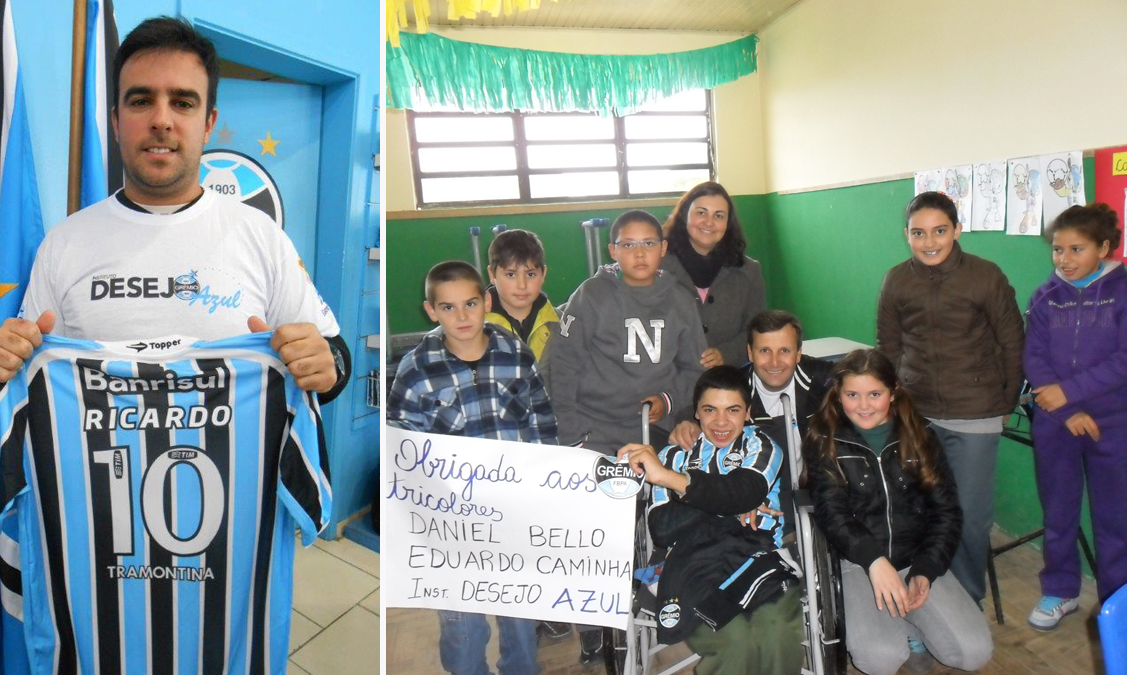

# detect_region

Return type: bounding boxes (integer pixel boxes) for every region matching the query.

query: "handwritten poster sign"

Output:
[382,427,638,629]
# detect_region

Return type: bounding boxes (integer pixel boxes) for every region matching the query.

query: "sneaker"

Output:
[536,621,572,644]
[904,637,935,674]
[579,629,603,666]
[1027,595,1079,631]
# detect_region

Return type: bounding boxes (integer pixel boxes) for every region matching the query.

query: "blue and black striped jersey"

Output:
[651,425,785,548]
[0,333,331,675]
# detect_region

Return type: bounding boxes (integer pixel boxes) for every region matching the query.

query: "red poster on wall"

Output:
[1093,146,1127,259]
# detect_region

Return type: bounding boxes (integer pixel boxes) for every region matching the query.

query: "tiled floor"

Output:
[286,536,381,675]
[386,527,1109,674]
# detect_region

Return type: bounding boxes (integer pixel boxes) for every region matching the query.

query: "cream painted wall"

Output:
[758,0,1127,193]
[385,26,765,212]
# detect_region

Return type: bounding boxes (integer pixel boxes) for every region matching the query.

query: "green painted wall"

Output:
[386,209,671,334]
[386,196,772,335]
[757,158,1097,567]
[387,159,1098,563]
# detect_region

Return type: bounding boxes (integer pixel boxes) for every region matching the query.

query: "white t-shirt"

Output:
[20,190,339,342]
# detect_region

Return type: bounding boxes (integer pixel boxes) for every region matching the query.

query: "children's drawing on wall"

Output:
[1040,150,1086,224]
[1007,156,1042,235]
[937,165,973,232]
[972,162,1006,231]
[914,169,941,195]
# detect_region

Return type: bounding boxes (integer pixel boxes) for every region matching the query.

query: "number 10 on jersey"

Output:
[92,445,226,557]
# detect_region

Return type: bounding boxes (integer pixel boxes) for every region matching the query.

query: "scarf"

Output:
[677,246,725,289]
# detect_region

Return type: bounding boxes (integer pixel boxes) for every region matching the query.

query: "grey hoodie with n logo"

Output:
[546,264,707,454]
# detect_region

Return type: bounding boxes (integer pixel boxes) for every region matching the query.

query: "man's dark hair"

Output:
[692,365,752,410]
[114,17,220,116]
[488,229,546,271]
[747,310,804,349]
[425,260,486,305]
[905,191,958,229]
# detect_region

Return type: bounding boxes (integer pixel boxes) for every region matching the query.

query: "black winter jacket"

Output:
[648,427,796,643]
[807,423,962,584]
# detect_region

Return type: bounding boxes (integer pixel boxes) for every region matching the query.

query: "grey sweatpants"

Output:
[841,561,993,675]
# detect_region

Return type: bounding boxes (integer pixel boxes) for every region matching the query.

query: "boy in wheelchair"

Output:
[617,366,805,675]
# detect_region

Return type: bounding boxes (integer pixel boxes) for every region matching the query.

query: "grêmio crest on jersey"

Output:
[0,333,330,675]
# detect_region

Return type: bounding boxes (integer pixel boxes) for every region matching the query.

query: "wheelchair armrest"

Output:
[792,488,814,514]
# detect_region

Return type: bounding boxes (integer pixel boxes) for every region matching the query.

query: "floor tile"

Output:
[286,661,311,675]
[293,543,380,627]
[291,606,383,675]
[289,610,322,653]
[313,537,380,579]
[360,586,380,615]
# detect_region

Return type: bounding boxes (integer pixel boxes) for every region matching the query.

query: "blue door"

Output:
[201,78,323,275]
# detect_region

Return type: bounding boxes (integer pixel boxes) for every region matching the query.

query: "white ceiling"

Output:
[409,0,803,33]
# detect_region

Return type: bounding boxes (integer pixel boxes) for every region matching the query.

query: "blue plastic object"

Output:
[1101,583,1127,674]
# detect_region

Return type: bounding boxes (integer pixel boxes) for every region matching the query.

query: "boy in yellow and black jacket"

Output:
[485,229,560,364]
[483,228,569,645]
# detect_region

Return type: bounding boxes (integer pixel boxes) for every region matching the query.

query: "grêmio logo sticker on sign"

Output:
[199,150,285,228]
[592,455,644,499]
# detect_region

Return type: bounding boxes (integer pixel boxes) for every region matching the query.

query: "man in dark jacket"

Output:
[618,366,803,675]
[669,310,833,524]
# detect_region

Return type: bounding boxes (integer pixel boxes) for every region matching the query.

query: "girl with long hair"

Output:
[805,350,992,675]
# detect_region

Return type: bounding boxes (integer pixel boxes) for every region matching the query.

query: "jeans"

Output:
[437,610,539,675]
[841,561,993,675]
[930,425,1000,602]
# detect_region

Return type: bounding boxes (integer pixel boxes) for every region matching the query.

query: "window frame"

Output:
[406,93,715,208]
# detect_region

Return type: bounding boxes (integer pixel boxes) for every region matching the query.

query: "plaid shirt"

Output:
[387,325,558,444]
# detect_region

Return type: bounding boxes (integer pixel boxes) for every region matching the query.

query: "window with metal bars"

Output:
[406,89,714,207]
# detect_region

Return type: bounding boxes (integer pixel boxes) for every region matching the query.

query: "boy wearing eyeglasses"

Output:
[547,209,706,664]
[548,210,707,458]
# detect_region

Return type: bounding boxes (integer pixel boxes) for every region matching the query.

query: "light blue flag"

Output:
[80,0,120,208]
[0,0,43,321]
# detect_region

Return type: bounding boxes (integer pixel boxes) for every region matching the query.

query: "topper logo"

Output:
[592,455,643,499]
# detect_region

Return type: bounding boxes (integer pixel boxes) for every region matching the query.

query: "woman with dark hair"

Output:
[662,182,766,368]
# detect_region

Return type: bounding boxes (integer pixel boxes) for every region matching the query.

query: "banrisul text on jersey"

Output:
[0,333,332,675]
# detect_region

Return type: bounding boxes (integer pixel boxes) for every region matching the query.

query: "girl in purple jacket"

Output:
[1024,203,1127,630]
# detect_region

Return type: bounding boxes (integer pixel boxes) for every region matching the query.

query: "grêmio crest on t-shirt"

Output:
[18,190,339,342]
[89,267,243,314]
[0,332,331,675]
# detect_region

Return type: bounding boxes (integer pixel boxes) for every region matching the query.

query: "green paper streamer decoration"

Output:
[387,31,757,117]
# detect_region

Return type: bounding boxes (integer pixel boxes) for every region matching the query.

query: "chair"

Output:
[1099,584,1127,675]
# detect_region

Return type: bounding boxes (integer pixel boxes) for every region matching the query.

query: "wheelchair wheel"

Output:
[604,624,641,675]
[813,526,847,675]
[604,494,650,675]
